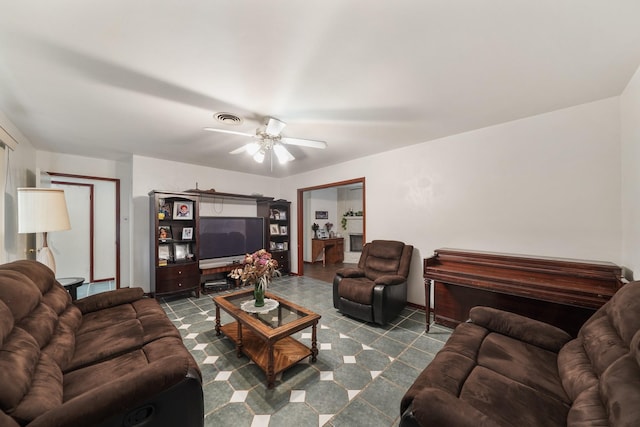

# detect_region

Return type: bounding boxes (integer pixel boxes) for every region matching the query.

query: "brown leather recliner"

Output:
[333,240,413,325]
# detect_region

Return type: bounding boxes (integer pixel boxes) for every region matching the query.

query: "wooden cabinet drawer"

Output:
[156,263,199,294]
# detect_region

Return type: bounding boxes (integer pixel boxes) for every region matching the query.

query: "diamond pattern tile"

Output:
[160,274,452,426]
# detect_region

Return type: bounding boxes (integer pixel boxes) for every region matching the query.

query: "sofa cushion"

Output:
[478,333,570,404]
[459,366,570,426]
[67,295,182,371]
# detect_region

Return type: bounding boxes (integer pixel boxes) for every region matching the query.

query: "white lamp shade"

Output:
[17,188,71,233]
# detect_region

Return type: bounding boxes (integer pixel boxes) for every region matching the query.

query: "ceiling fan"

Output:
[204,116,327,165]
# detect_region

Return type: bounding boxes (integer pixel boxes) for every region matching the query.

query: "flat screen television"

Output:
[199,216,264,264]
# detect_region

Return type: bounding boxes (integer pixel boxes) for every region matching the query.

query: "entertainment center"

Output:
[149,190,291,297]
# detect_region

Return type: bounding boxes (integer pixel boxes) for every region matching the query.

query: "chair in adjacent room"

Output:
[333,240,413,325]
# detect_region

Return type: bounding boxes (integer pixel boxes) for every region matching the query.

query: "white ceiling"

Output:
[1,1,639,177]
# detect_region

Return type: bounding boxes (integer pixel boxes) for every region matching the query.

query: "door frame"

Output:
[296,177,366,275]
[47,172,120,288]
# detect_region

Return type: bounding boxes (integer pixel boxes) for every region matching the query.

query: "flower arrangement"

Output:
[324,222,333,232]
[311,223,319,232]
[228,249,281,306]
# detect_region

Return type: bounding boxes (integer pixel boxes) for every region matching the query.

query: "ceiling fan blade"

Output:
[203,127,255,138]
[265,117,286,136]
[230,142,261,155]
[281,137,327,149]
[229,145,247,154]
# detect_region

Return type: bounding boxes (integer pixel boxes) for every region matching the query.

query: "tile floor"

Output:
[158,275,453,427]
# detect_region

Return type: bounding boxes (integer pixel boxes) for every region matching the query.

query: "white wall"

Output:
[621,65,640,280]
[281,97,622,306]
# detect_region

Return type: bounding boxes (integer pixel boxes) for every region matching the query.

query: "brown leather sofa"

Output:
[333,240,413,325]
[400,280,640,426]
[0,260,203,427]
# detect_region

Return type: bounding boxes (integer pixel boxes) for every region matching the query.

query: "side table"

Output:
[57,277,85,301]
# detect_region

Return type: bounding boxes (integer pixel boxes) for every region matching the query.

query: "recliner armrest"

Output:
[335,268,365,278]
[374,275,407,286]
[469,306,572,352]
[74,287,145,314]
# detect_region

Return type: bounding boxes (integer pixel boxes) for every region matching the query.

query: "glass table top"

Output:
[215,289,315,330]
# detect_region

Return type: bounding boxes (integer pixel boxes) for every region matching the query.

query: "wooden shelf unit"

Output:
[257,199,291,273]
[149,191,200,298]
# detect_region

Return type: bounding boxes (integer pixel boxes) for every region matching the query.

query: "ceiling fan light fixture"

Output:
[246,142,261,156]
[253,150,265,163]
[273,143,294,164]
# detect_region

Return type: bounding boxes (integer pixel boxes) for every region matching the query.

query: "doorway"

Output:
[47,172,120,287]
[296,177,365,276]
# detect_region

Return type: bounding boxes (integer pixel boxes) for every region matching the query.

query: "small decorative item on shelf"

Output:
[312,222,320,239]
[324,222,333,237]
[228,249,281,307]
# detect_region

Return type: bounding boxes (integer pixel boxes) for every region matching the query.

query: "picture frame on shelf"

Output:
[315,210,328,219]
[317,229,328,239]
[173,201,193,220]
[158,244,171,261]
[158,199,171,220]
[283,242,288,251]
[272,209,280,220]
[276,242,284,250]
[182,227,193,240]
[270,241,276,250]
[158,226,172,241]
[174,243,189,260]
[269,224,280,235]
[278,210,286,220]
[280,225,287,235]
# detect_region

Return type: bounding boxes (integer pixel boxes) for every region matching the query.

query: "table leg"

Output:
[236,322,243,358]
[215,304,221,336]
[424,279,431,332]
[267,344,275,389]
[311,321,318,362]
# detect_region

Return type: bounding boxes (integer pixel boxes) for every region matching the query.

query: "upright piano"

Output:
[424,248,624,336]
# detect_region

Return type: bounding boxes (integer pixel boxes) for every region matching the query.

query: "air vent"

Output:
[214,112,243,125]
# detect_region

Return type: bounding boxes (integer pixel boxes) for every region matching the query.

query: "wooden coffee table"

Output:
[213,289,321,389]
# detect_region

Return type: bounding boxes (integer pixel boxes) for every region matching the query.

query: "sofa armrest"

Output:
[469,306,572,352]
[74,287,145,314]
[402,388,503,427]
[335,267,364,278]
[28,356,201,427]
[374,274,406,286]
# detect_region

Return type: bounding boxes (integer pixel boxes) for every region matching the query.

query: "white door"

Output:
[49,183,91,280]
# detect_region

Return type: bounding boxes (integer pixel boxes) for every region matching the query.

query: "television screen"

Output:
[199,216,264,260]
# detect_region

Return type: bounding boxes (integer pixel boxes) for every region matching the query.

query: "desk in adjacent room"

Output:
[311,238,344,266]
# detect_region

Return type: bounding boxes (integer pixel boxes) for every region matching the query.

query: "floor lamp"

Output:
[17,188,71,274]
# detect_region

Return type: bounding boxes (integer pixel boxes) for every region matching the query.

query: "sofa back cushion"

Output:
[0,261,81,425]
[359,240,412,281]
[558,280,640,425]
